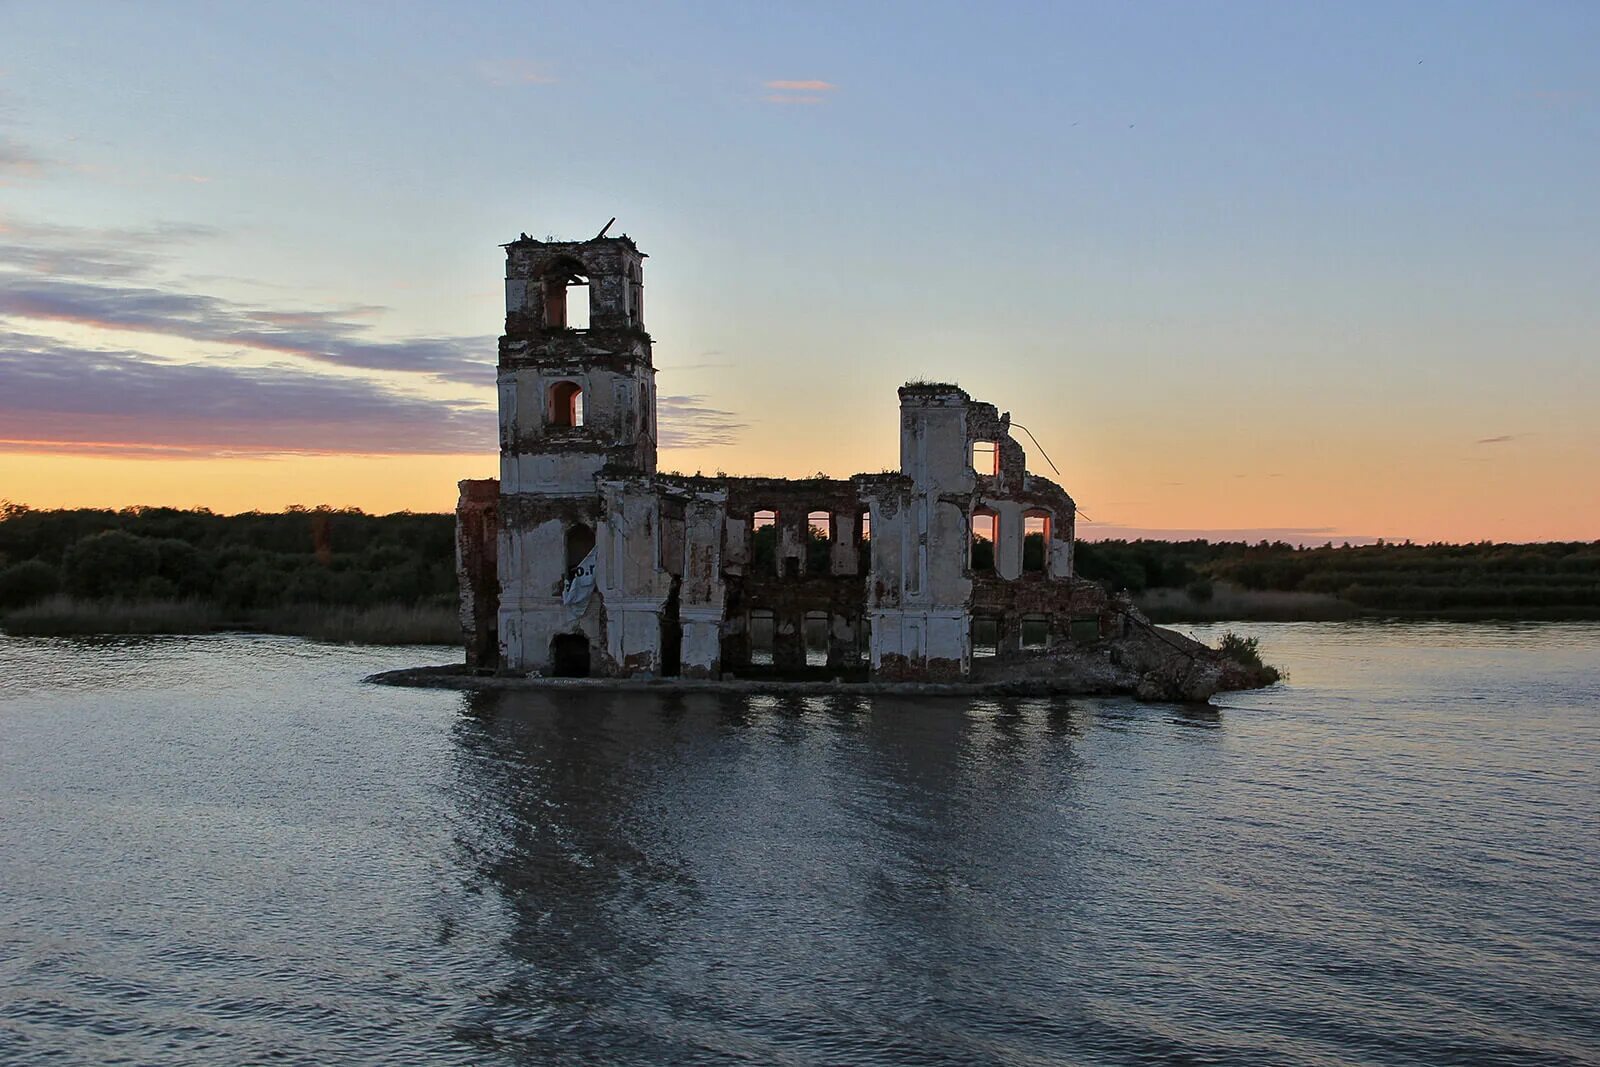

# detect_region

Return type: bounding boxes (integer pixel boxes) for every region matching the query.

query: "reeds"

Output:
[0,595,225,635]
[1136,583,1359,623]
[1,597,461,645]
[257,603,461,645]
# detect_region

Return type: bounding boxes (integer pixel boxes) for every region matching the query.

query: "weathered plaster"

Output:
[458,233,1110,684]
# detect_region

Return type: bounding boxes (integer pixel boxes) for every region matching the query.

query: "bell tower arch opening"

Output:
[549,381,584,427]
[539,258,590,330]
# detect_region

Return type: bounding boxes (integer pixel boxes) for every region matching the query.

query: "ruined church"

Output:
[456,229,1120,680]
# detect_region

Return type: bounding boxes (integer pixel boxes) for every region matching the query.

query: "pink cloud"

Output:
[476,59,557,87]
[764,79,836,91]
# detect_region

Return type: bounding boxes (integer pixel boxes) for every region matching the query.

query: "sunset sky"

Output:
[2,2,1596,542]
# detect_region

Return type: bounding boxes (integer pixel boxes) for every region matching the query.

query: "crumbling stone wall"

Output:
[468,229,1112,684]
[719,477,869,674]
[456,479,499,671]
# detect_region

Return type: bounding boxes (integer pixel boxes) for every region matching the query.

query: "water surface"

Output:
[2,623,1597,1065]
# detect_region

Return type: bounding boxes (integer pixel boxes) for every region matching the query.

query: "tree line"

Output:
[1076,537,1600,616]
[0,503,456,613]
[3,504,1596,619]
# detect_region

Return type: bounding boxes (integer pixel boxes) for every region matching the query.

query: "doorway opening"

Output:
[550,632,591,677]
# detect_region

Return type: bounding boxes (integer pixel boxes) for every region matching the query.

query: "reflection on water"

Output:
[1,624,1598,1065]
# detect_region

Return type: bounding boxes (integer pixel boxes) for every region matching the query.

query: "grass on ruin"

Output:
[0,596,461,646]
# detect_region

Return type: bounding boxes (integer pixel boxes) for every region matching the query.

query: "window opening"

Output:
[1023,510,1050,573]
[565,523,596,573]
[857,509,872,571]
[1070,616,1102,643]
[549,381,584,427]
[550,632,591,677]
[541,264,588,330]
[751,510,777,572]
[972,617,999,658]
[565,283,590,330]
[1021,616,1049,650]
[972,440,998,475]
[749,609,776,666]
[806,511,832,574]
[803,611,829,667]
[971,508,998,574]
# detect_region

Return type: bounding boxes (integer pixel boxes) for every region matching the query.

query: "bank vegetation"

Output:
[2,504,1596,642]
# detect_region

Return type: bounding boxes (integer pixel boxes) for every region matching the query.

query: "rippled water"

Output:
[2,623,1597,1065]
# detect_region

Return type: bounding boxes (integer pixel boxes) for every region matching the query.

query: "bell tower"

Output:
[498,230,655,495]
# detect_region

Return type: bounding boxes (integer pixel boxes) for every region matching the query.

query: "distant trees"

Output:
[0,560,59,609]
[3,505,1597,621]
[1076,536,1600,617]
[0,506,458,614]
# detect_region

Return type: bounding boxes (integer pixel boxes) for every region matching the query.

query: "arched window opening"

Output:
[749,609,776,666]
[972,617,999,658]
[803,611,829,667]
[549,381,584,428]
[806,511,832,574]
[971,507,998,574]
[1023,510,1051,573]
[972,440,998,475]
[565,522,595,573]
[751,509,777,572]
[856,509,872,571]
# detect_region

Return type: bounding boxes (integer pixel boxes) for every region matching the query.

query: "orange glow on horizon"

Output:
[2,424,1596,542]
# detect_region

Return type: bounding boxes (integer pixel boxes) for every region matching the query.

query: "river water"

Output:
[1,622,1596,1066]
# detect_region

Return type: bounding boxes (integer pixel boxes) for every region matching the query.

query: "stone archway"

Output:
[550,632,591,677]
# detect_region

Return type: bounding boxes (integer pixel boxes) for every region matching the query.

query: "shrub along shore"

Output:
[0,596,460,645]
[1,504,1596,644]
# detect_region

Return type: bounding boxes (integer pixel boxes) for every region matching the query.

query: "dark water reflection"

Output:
[2,624,1597,1065]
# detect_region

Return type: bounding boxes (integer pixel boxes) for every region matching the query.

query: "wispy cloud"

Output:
[0,215,741,456]
[0,218,491,381]
[476,59,557,87]
[0,328,493,457]
[657,361,734,373]
[762,79,837,106]
[1475,433,1529,445]
[764,80,836,92]
[657,395,746,449]
[0,274,492,381]
[0,218,218,279]
[0,135,45,183]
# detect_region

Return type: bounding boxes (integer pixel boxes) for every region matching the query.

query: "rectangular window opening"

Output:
[972,440,998,475]
[1021,617,1049,650]
[1070,616,1101,644]
[566,284,590,330]
[971,510,998,574]
[749,610,776,666]
[972,617,999,658]
[803,611,829,667]
[806,511,832,574]
[751,510,777,572]
[1023,512,1050,573]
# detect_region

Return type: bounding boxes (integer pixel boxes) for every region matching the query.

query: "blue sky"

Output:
[2,2,1596,539]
